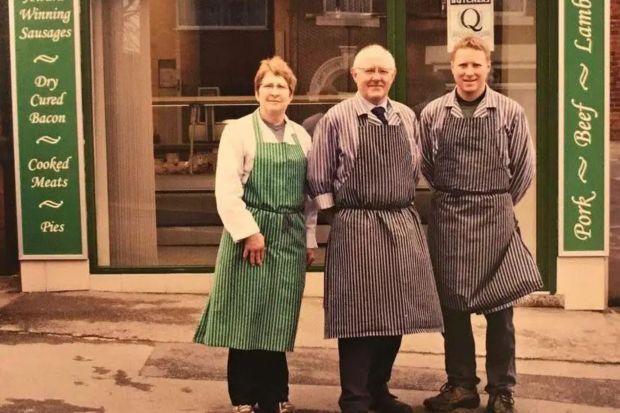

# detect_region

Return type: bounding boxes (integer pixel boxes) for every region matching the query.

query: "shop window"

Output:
[323,0,374,14]
[177,0,268,30]
[88,0,539,270]
[90,0,387,269]
[496,0,527,15]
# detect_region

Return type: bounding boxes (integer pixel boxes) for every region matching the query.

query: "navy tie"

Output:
[371,106,388,125]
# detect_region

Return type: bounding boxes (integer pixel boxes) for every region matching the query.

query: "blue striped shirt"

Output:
[308,94,421,209]
[419,87,535,204]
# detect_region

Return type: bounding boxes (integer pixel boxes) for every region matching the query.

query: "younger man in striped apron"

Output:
[308,45,443,413]
[420,36,543,413]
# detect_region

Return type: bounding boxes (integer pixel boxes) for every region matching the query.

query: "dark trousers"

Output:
[442,306,516,395]
[338,335,402,412]
[227,348,289,410]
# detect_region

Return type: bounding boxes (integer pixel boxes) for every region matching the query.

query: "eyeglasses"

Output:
[260,83,289,92]
[354,67,394,76]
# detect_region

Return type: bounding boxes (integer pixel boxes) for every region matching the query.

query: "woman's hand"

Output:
[243,233,265,266]
[306,248,316,267]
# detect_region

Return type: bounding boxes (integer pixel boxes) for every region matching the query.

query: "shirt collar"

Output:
[353,93,397,117]
[444,86,498,110]
[255,109,290,125]
[255,109,292,133]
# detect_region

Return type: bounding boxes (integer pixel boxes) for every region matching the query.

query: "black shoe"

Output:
[486,392,515,413]
[423,383,480,412]
[370,394,413,413]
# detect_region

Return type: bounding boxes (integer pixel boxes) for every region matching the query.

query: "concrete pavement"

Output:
[0,277,619,413]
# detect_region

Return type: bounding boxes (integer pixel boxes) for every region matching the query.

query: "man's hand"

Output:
[243,233,265,266]
[306,248,316,267]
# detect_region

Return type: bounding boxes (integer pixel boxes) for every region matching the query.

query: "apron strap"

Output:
[252,110,264,144]
[253,109,302,148]
[289,125,301,146]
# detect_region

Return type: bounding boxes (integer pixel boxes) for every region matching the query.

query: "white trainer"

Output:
[232,405,255,413]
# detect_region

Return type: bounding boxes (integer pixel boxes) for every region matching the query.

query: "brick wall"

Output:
[612,0,620,140]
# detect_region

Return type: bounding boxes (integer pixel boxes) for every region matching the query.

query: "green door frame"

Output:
[387,1,558,292]
[535,1,559,292]
[387,0,407,103]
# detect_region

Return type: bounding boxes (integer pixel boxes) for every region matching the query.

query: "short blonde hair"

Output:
[450,36,491,62]
[254,56,297,94]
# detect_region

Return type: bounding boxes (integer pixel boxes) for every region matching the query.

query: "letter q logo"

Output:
[460,8,482,32]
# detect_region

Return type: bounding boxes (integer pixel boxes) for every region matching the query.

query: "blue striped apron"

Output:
[324,116,444,338]
[428,112,543,314]
[194,110,307,352]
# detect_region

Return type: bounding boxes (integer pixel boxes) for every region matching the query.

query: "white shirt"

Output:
[357,92,388,112]
[215,112,318,247]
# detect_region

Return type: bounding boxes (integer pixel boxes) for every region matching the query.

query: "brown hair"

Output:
[254,56,297,94]
[450,36,491,62]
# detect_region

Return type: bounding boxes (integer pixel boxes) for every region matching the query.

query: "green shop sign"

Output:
[561,0,607,254]
[9,0,85,258]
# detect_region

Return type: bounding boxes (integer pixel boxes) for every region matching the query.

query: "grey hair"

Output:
[352,44,396,69]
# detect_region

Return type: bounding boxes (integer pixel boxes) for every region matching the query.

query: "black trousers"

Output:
[227,348,289,410]
[442,306,516,394]
[338,335,402,412]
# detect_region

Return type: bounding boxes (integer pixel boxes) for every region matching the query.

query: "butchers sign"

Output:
[447,0,494,52]
[9,0,85,258]
[561,0,607,254]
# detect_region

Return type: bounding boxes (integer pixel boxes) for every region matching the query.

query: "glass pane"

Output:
[177,0,268,29]
[405,0,538,251]
[92,0,386,268]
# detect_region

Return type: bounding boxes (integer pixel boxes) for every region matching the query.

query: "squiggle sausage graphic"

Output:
[36,136,62,145]
[39,200,64,209]
[33,55,59,64]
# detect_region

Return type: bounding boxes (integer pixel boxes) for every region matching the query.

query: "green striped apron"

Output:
[194,110,308,352]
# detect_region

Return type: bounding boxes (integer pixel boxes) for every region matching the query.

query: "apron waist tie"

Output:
[246,204,303,215]
[337,204,413,212]
[246,204,303,234]
[435,187,508,196]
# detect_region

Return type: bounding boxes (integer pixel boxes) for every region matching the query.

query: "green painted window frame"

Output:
[82,0,558,285]
[535,1,558,292]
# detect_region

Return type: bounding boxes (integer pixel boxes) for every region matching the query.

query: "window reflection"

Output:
[93,0,387,268]
[122,0,142,54]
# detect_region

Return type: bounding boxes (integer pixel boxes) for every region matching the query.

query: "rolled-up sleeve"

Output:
[419,108,436,187]
[508,109,535,204]
[307,115,338,209]
[215,124,260,242]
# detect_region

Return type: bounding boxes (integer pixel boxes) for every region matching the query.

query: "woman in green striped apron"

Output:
[194,57,317,413]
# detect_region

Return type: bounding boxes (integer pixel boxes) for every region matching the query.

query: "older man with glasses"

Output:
[308,44,443,413]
